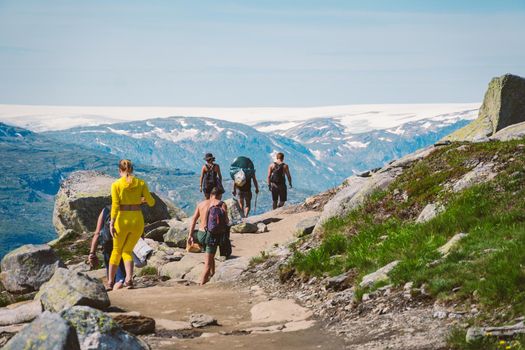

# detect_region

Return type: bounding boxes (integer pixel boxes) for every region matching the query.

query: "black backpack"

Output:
[270,162,285,184]
[203,164,218,190]
[99,206,113,251]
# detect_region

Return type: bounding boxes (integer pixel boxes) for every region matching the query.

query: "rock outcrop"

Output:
[36,268,110,312]
[0,300,42,326]
[445,74,525,142]
[163,219,190,247]
[60,306,149,350]
[231,222,259,234]
[53,171,179,237]
[0,244,64,294]
[3,311,81,350]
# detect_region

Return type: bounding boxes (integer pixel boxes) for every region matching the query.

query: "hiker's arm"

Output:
[187,207,199,245]
[199,166,205,191]
[216,164,222,181]
[267,164,273,185]
[89,210,104,255]
[110,183,119,236]
[142,182,155,207]
[222,203,229,225]
[285,164,292,188]
[253,173,259,193]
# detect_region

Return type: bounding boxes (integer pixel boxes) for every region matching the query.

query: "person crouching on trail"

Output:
[200,153,223,199]
[88,205,126,290]
[268,152,292,210]
[232,168,259,218]
[187,187,229,285]
[107,159,155,291]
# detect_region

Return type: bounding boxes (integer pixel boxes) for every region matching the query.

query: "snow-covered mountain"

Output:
[43,106,478,192]
[253,108,478,176]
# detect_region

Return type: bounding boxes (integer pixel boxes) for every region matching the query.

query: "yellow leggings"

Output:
[109,211,144,265]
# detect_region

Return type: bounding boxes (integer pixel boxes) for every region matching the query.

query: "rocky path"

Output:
[109,210,346,349]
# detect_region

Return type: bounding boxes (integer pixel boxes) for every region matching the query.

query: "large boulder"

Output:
[315,170,400,232]
[445,74,525,142]
[112,314,156,335]
[224,198,243,225]
[143,222,170,241]
[3,311,81,350]
[490,121,525,141]
[53,171,178,237]
[60,306,149,350]
[163,219,190,248]
[0,244,64,294]
[36,268,110,312]
[159,254,203,280]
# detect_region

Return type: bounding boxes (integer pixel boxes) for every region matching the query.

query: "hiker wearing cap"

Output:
[200,153,223,199]
[268,152,292,209]
[232,168,259,218]
[187,187,229,285]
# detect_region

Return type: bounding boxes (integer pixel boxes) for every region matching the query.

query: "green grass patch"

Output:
[447,326,525,350]
[290,140,525,318]
[249,251,272,268]
[138,266,158,276]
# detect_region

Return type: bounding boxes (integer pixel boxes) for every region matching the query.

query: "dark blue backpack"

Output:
[206,201,227,236]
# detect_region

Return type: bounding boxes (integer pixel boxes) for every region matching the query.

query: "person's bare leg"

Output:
[108,263,118,286]
[273,201,278,210]
[200,253,214,285]
[124,260,134,284]
[278,201,285,208]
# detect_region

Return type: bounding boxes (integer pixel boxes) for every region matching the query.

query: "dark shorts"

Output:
[192,230,220,254]
[238,190,252,207]
[271,183,287,202]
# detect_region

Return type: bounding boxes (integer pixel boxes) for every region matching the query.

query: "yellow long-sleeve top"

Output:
[111,176,155,219]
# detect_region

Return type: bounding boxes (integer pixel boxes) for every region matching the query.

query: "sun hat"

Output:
[204,153,215,161]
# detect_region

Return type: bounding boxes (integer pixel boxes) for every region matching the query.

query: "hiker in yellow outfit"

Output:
[107,159,155,290]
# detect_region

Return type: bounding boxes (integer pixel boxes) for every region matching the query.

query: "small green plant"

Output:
[138,266,158,276]
[249,251,272,268]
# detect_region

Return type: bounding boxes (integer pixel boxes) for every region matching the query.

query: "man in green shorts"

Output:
[187,187,229,285]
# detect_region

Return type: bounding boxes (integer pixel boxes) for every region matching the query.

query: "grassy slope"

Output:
[288,139,525,349]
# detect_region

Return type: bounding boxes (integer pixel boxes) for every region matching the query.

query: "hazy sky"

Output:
[0,0,524,107]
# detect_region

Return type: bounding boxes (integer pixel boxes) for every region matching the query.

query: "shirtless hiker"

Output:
[187,187,229,285]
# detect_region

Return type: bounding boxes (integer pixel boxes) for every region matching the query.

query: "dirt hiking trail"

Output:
[109,209,347,349]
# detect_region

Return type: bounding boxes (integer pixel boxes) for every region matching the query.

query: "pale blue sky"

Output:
[0,0,524,106]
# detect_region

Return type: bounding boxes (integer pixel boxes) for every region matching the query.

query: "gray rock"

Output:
[61,306,149,350]
[224,198,243,225]
[438,233,468,256]
[257,223,269,233]
[36,268,110,312]
[163,219,190,248]
[466,321,525,343]
[295,215,320,237]
[316,170,400,232]
[359,261,400,288]
[231,222,259,234]
[0,300,42,326]
[490,121,525,141]
[3,311,81,350]
[212,257,250,282]
[325,270,354,291]
[445,74,525,142]
[189,313,218,328]
[453,162,496,192]
[159,194,187,220]
[53,171,174,237]
[144,225,170,241]
[383,146,435,170]
[0,244,64,294]
[416,203,444,223]
[159,254,203,280]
